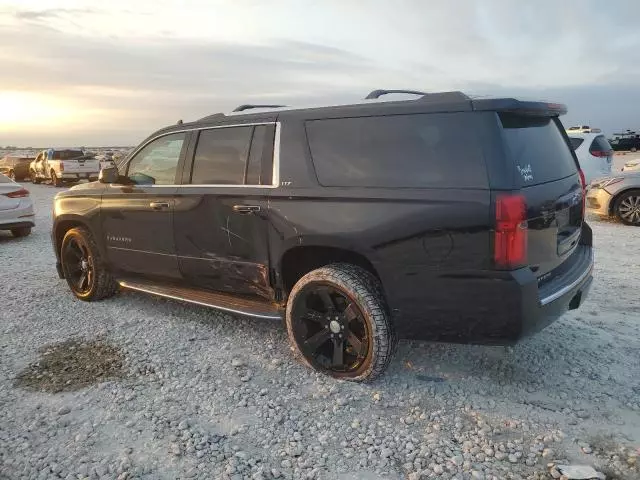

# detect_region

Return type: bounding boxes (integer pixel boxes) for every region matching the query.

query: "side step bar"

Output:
[118,280,283,320]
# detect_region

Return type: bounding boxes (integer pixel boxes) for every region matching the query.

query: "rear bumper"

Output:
[0,220,35,230]
[60,173,99,180]
[388,224,594,344]
[0,202,35,230]
[517,243,593,338]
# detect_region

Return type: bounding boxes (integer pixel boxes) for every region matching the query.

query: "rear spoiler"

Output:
[472,98,567,116]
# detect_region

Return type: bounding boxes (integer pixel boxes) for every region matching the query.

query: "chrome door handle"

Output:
[233,205,260,214]
[149,201,170,210]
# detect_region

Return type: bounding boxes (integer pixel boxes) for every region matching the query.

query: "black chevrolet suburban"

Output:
[51,89,594,381]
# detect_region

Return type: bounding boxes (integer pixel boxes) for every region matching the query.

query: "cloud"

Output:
[1,0,640,145]
[12,8,95,22]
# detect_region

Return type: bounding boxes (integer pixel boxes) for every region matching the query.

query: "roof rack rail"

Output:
[197,112,226,121]
[233,104,288,112]
[365,89,427,100]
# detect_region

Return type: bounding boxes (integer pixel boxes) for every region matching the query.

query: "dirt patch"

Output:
[14,339,125,393]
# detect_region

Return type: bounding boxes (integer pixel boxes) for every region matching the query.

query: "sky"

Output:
[1,0,639,147]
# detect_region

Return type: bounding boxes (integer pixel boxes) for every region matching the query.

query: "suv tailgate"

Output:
[499,113,584,282]
[60,158,100,174]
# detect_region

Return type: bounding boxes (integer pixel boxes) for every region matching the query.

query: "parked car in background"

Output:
[30,149,101,186]
[566,125,595,134]
[567,131,613,183]
[621,159,640,172]
[587,173,640,225]
[611,137,640,152]
[95,151,117,170]
[0,173,34,237]
[51,90,593,381]
[0,154,34,182]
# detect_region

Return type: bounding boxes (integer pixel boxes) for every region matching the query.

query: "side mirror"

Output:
[99,166,119,184]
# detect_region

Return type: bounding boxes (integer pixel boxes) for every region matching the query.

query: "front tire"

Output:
[31,171,41,184]
[285,264,396,381]
[51,171,61,187]
[60,227,118,301]
[11,227,31,237]
[614,189,640,226]
[8,170,15,181]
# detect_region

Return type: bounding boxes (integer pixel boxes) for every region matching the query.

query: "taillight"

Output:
[494,194,527,269]
[590,150,611,157]
[59,162,64,172]
[4,188,30,198]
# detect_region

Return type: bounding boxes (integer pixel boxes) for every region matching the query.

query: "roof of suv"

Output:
[152,90,568,138]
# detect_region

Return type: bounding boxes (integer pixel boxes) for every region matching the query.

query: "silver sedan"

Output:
[587,172,640,225]
[0,173,35,237]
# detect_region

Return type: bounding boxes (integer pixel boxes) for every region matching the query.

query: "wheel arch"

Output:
[608,187,640,216]
[278,244,382,295]
[54,216,105,261]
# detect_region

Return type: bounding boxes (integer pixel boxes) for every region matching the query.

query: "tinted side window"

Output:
[126,132,186,185]
[569,137,584,150]
[305,113,487,188]
[246,126,263,185]
[191,127,252,185]
[499,114,577,186]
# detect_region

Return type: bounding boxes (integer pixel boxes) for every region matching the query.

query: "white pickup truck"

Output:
[29,149,101,187]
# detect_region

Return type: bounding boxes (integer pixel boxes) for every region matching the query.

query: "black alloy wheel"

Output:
[286,264,396,381]
[62,235,94,296]
[291,283,370,375]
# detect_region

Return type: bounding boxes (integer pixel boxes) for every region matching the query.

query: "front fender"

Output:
[52,192,104,262]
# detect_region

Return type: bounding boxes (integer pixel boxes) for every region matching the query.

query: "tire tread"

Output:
[285,263,397,382]
[62,227,118,301]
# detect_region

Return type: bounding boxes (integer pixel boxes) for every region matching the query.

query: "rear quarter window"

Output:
[589,135,612,153]
[305,113,488,188]
[499,114,577,186]
[569,137,584,150]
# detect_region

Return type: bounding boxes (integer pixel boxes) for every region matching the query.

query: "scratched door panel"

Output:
[173,189,272,299]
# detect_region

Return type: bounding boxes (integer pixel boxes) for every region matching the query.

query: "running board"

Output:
[118,280,283,320]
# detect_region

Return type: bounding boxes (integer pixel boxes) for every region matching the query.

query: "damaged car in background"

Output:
[587,173,640,225]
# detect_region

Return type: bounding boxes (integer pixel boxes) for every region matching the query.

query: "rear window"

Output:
[590,135,612,153]
[569,137,584,150]
[52,150,84,160]
[499,114,577,186]
[305,113,487,188]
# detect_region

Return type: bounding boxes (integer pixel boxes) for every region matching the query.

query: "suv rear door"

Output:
[173,123,276,299]
[498,113,584,284]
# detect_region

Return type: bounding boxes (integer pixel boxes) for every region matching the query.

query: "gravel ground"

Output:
[1,183,639,480]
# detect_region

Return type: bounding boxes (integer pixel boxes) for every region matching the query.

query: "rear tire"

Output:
[614,189,640,226]
[11,227,31,237]
[285,263,396,382]
[632,147,638,153]
[60,227,118,301]
[51,171,61,187]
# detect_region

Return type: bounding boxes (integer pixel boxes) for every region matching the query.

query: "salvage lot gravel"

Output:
[1,184,639,480]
